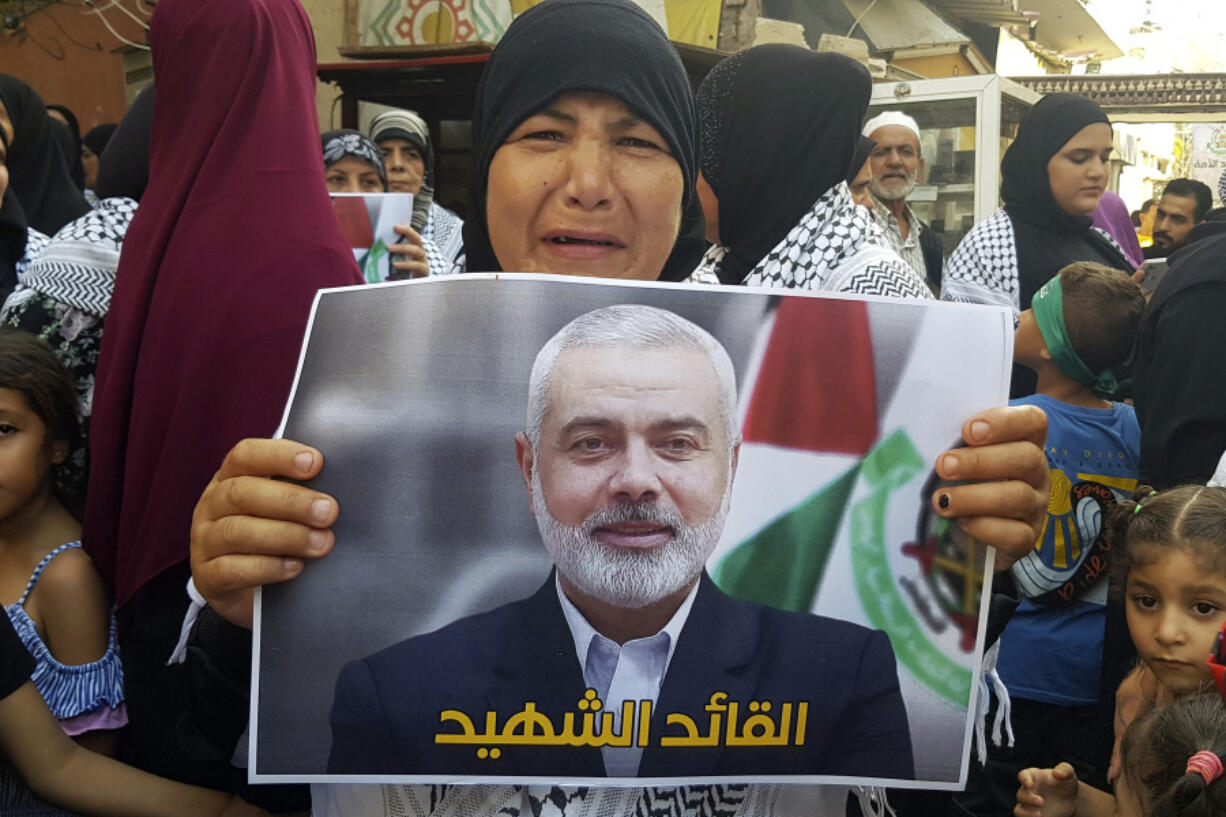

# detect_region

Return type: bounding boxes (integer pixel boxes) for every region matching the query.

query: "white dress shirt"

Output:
[556,574,700,777]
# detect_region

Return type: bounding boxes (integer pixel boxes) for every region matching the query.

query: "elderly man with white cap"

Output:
[862,111,943,293]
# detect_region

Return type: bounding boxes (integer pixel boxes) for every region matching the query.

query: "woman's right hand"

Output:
[190,438,339,629]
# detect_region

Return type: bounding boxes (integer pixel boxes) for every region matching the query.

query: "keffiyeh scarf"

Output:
[942,208,1131,314]
[310,781,871,817]
[691,184,931,300]
[422,202,464,276]
[11,198,137,318]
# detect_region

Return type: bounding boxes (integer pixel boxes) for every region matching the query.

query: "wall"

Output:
[893,50,980,79]
[0,2,148,129]
[300,0,348,131]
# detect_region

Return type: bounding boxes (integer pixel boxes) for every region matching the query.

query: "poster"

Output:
[1186,124,1226,204]
[329,193,414,283]
[251,275,1012,787]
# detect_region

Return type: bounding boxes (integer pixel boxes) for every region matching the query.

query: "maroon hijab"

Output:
[84,0,362,608]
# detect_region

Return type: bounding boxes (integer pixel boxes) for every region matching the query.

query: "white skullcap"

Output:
[862,111,921,141]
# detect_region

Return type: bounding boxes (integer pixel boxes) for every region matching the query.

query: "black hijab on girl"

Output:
[0,75,90,235]
[461,0,703,281]
[999,93,1132,398]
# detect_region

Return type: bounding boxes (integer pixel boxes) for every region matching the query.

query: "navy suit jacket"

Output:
[328,573,913,779]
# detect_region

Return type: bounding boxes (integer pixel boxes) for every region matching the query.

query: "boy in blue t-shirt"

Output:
[957,261,1146,816]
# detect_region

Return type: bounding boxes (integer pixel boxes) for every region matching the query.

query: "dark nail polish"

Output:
[938,493,951,510]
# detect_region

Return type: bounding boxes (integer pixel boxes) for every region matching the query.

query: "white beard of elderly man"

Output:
[328,304,914,781]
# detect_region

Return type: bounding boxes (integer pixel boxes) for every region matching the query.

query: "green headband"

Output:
[1031,275,1118,399]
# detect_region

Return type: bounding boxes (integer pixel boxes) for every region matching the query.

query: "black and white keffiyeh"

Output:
[690,185,931,300]
[422,201,465,276]
[944,94,1134,320]
[16,227,49,282]
[310,780,864,817]
[942,207,1132,314]
[6,198,137,319]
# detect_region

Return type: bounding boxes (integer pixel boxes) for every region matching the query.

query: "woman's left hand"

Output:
[388,223,429,279]
[931,404,1049,571]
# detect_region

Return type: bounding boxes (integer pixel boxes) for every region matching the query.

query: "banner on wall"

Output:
[1186,124,1226,203]
[356,0,721,48]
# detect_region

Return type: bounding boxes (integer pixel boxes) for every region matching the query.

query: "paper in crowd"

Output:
[329,192,414,283]
[251,275,1013,787]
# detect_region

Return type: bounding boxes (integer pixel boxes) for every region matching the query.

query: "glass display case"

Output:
[868,75,1040,259]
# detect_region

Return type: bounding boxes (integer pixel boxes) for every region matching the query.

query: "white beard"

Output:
[868,171,918,202]
[531,468,728,609]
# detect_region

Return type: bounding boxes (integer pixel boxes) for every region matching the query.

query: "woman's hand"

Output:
[389,223,429,278]
[932,404,1049,571]
[189,438,339,629]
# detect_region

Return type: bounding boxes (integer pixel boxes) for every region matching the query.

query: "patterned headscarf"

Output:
[1219,167,1226,206]
[369,109,433,181]
[321,129,387,189]
[369,108,434,231]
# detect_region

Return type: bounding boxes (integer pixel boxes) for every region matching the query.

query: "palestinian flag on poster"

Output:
[705,295,1011,782]
[710,297,880,612]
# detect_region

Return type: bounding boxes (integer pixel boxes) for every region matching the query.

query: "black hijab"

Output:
[846,136,876,185]
[83,123,119,158]
[462,0,702,280]
[1000,93,1132,296]
[49,117,86,191]
[0,125,29,299]
[697,46,872,285]
[46,103,80,143]
[0,76,90,235]
[1000,93,1133,397]
[95,85,154,202]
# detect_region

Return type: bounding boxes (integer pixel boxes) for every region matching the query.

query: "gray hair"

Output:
[526,304,739,452]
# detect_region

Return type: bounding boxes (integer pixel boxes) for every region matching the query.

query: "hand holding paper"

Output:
[932,404,1050,570]
[389,223,430,279]
[189,438,337,629]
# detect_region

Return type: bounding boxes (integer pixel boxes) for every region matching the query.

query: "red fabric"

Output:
[83,0,363,609]
[741,298,878,455]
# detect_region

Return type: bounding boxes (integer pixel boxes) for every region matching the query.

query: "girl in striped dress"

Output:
[0,328,123,768]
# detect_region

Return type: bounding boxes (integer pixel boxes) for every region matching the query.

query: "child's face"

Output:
[1013,308,1047,368]
[1126,548,1226,695]
[0,387,64,524]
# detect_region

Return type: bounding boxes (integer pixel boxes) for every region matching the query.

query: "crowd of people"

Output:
[1,0,1225,814]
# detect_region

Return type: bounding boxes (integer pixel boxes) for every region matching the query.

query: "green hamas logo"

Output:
[850,430,977,706]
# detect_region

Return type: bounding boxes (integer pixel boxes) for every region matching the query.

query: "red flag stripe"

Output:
[741,298,878,455]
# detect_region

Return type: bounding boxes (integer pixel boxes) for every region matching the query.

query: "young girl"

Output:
[0,328,124,761]
[2,610,268,817]
[1015,485,1226,816]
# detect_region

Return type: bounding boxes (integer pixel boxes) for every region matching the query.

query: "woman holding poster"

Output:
[182,0,1048,815]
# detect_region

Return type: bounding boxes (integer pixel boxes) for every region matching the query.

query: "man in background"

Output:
[1144,178,1213,258]
[862,112,943,293]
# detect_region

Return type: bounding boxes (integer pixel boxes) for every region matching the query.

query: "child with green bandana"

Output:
[956,261,1146,816]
